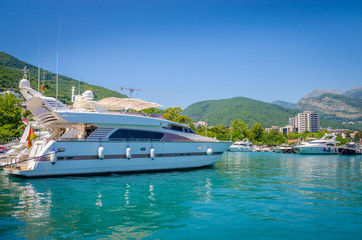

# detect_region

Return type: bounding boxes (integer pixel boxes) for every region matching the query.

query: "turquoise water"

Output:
[1,152,362,239]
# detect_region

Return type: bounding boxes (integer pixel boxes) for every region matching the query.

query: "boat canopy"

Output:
[97,97,163,112]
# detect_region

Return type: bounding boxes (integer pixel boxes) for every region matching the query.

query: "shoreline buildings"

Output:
[266,111,320,134]
[290,111,320,133]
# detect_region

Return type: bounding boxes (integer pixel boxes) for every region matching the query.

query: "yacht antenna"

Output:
[22,66,28,79]
[56,14,62,109]
[38,64,40,92]
[120,86,142,98]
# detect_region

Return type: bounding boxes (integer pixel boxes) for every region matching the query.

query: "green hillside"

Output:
[182,97,299,128]
[0,52,126,103]
[182,96,355,129]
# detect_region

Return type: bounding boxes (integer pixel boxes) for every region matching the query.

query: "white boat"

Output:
[295,139,340,155]
[229,139,254,152]
[3,75,231,178]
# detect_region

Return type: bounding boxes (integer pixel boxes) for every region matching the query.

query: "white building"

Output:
[279,125,295,134]
[297,111,320,133]
[289,116,298,130]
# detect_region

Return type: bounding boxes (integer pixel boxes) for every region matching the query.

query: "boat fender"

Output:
[150,148,155,160]
[206,147,213,155]
[126,147,131,160]
[98,146,104,160]
[49,150,57,165]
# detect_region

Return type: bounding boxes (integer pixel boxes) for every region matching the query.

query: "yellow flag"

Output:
[27,127,37,149]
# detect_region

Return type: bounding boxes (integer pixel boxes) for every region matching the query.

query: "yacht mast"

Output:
[56,14,62,109]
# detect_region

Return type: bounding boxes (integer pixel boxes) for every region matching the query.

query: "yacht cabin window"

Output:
[109,129,164,141]
[169,125,196,134]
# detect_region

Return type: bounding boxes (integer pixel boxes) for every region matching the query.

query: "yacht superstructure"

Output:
[228,139,254,152]
[3,75,231,177]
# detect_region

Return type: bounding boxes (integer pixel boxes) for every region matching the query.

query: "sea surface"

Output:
[0,152,361,240]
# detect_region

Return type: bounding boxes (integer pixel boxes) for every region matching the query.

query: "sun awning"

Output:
[97,97,163,111]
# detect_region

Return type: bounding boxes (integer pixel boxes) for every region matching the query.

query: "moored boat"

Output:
[295,139,339,155]
[275,144,296,154]
[228,139,254,152]
[338,142,361,155]
[3,73,231,178]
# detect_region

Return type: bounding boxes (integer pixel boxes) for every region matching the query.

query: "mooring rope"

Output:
[0,151,58,169]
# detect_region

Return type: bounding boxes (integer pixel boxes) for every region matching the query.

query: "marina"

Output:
[1,152,361,239]
[0,1,361,239]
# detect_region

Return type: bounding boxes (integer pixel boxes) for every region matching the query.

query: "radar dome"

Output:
[19,79,30,89]
[82,90,94,101]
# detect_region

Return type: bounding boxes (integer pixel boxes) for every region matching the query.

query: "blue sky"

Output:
[1,0,361,108]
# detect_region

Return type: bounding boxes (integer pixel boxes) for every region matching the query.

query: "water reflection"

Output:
[216,153,362,222]
[1,153,361,239]
[0,169,218,239]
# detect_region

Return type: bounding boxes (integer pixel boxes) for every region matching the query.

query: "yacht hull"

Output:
[337,147,361,155]
[5,140,231,178]
[295,146,339,155]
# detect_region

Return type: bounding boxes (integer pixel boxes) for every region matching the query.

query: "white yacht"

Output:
[228,139,254,152]
[3,75,231,178]
[294,139,340,155]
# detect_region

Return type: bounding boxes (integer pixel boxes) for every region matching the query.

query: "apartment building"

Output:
[297,111,320,133]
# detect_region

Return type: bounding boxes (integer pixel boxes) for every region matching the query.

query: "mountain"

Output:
[0,52,126,103]
[269,86,362,129]
[296,93,362,123]
[271,100,296,109]
[345,86,362,99]
[302,89,344,99]
[182,97,299,128]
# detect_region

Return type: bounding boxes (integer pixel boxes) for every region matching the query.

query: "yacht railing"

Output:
[52,137,222,143]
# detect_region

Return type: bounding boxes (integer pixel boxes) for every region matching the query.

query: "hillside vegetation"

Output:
[183,96,354,129]
[0,52,126,104]
[182,97,299,128]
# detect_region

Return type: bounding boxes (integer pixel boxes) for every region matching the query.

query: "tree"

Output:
[286,131,298,140]
[335,133,348,145]
[355,130,362,139]
[231,119,249,141]
[264,129,286,146]
[162,107,192,125]
[0,92,25,141]
[208,124,231,141]
[250,122,264,143]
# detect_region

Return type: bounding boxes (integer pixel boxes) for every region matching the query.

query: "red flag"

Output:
[41,83,45,92]
[21,116,29,125]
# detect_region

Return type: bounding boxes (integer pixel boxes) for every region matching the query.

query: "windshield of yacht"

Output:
[310,142,324,144]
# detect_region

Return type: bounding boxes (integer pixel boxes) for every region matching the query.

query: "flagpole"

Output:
[38,64,40,92]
